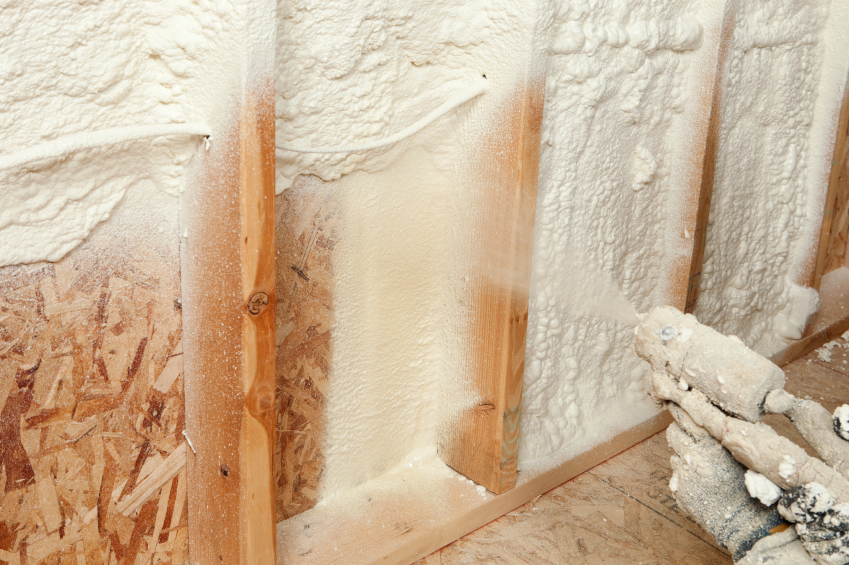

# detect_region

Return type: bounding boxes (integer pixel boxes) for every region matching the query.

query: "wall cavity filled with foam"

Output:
[695,0,849,357]
[4,0,849,534]
[518,0,714,465]
[274,0,849,502]
[0,0,248,267]
[275,0,555,501]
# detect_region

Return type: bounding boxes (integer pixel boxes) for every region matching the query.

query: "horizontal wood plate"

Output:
[276,410,672,565]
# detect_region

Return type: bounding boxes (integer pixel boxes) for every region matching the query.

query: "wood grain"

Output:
[587,433,728,553]
[437,76,544,496]
[415,468,730,565]
[240,85,278,565]
[0,236,187,565]
[815,82,849,286]
[276,410,671,565]
[681,0,737,313]
[274,176,336,521]
[183,82,277,565]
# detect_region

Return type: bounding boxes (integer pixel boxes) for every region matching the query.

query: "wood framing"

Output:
[436,76,545,496]
[814,82,849,287]
[183,84,277,565]
[276,411,672,565]
[680,0,738,314]
[0,232,188,565]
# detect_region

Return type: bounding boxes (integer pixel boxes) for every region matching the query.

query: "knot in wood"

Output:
[257,394,273,411]
[247,383,275,417]
[247,292,269,315]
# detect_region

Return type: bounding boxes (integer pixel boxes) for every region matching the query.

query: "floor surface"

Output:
[415,338,849,564]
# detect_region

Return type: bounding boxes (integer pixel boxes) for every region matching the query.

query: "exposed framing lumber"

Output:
[813,82,849,288]
[276,411,672,565]
[183,84,277,565]
[437,76,545,496]
[679,0,738,314]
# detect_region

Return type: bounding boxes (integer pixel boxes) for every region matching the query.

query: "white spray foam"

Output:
[695,0,839,356]
[745,470,783,506]
[276,0,555,501]
[519,0,708,464]
[0,0,252,267]
[554,245,641,328]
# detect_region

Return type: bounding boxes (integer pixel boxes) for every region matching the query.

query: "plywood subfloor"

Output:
[415,339,849,565]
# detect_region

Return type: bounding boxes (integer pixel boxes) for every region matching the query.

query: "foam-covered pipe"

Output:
[275,75,488,155]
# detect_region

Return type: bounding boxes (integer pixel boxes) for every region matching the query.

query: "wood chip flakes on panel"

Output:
[274,176,336,521]
[0,243,188,565]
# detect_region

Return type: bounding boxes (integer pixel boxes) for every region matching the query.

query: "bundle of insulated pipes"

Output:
[635,306,849,565]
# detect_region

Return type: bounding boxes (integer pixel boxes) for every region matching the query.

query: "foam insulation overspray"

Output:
[4,0,849,513]
[275,0,555,498]
[518,0,717,464]
[695,0,849,356]
[275,0,849,495]
[0,0,249,267]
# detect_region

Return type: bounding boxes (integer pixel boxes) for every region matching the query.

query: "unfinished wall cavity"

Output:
[696,0,849,355]
[274,0,554,508]
[0,1,273,562]
[0,200,188,565]
[518,0,719,465]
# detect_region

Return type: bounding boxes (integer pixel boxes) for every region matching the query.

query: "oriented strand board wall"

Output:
[274,176,336,521]
[0,233,188,565]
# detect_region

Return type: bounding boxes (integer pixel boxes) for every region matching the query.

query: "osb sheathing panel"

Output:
[274,176,336,521]
[0,240,188,565]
